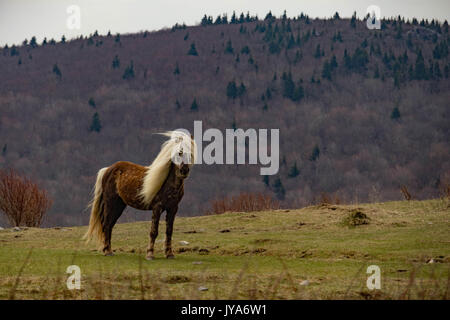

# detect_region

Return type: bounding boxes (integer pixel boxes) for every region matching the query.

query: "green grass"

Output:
[0,199,449,299]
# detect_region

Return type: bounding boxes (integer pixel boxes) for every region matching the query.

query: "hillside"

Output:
[0,12,449,226]
[0,199,448,299]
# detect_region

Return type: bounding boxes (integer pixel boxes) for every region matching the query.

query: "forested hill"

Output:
[0,12,449,226]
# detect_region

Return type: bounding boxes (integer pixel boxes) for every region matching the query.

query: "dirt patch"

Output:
[251,248,266,254]
[176,246,216,254]
[391,221,407,227]
[162,275,190,284]
[251,238,279,244]
[218,248,267,256]
[341,210,370,227]
[298,250,313,258]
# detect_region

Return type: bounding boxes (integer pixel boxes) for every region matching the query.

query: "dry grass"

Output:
[206,192,280,215]
[0,198,449,300]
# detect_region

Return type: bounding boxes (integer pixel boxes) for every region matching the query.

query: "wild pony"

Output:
[83,131,196,260]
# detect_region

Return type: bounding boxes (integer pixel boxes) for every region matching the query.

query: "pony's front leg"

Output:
[165,206,178,259]
[146,207,162,260]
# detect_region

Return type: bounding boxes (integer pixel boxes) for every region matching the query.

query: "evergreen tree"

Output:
[222,14,228,24]
[272,178,285,200]
[191,98,198,111]
[122,61,135,79]
[226,81,238,99]
[214,15,222,25]
[374,64,380,78]
[263,175,269,186]
[30,36,37,48]
[201,15,209,26]
[330,55,338,69]
[266,88,272,100]
[292,85,304,101]
[288,162,300,178]
[322,60,332,80]
[90,112,102,132]
[314,44,321,58]
[343,49,352,69]
[264,11,274,22]
[434,62,442,78]
[350,11,357,28]
[224,40,234,54]
[112,55,120,69]
[188,43,198,56]
[88,98,96,108]
[390,107,401,120]
[282,72,295,99]
[231,11,237,24]
[174,62,180,75]
[237,82,246,96]
[240,46,250,54]
[414,50,427,80]
[52,64,62,79]
[309,145,320,161]
[351,47,369,72]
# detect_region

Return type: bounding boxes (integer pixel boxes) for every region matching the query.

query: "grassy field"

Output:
[0,199,449,300]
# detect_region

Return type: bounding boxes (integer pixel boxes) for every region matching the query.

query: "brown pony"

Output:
[83,131,196,260]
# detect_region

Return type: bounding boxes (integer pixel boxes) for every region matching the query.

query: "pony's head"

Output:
[139,130,197,207]
[161,130,197,179]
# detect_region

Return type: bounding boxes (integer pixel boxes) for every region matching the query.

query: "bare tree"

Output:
[0,168,53,227]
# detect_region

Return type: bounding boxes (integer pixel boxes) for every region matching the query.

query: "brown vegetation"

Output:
[316,192,341,205]
[206,192,280,214]
[0,168,52,227]
[400,185,412,200]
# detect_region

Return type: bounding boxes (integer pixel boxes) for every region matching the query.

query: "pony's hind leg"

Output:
[103,196,126,256]
[146,206,162,260]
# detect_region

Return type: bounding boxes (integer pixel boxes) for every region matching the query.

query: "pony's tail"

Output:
[83,167,108,247]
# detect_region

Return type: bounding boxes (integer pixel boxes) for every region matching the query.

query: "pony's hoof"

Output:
[145,255,154,261]
[166,254,175,259]
[104,252,114,256]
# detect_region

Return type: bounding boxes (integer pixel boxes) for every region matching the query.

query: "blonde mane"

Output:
[138,131,197,207]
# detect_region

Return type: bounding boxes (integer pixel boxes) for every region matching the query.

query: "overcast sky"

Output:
[0,0,449,46]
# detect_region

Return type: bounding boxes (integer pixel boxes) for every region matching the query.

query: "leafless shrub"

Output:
[0,168,53,227]
[316,192,341,205]
[400,185,412,200]
[438,181,450,200]
[205,192,280,215]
